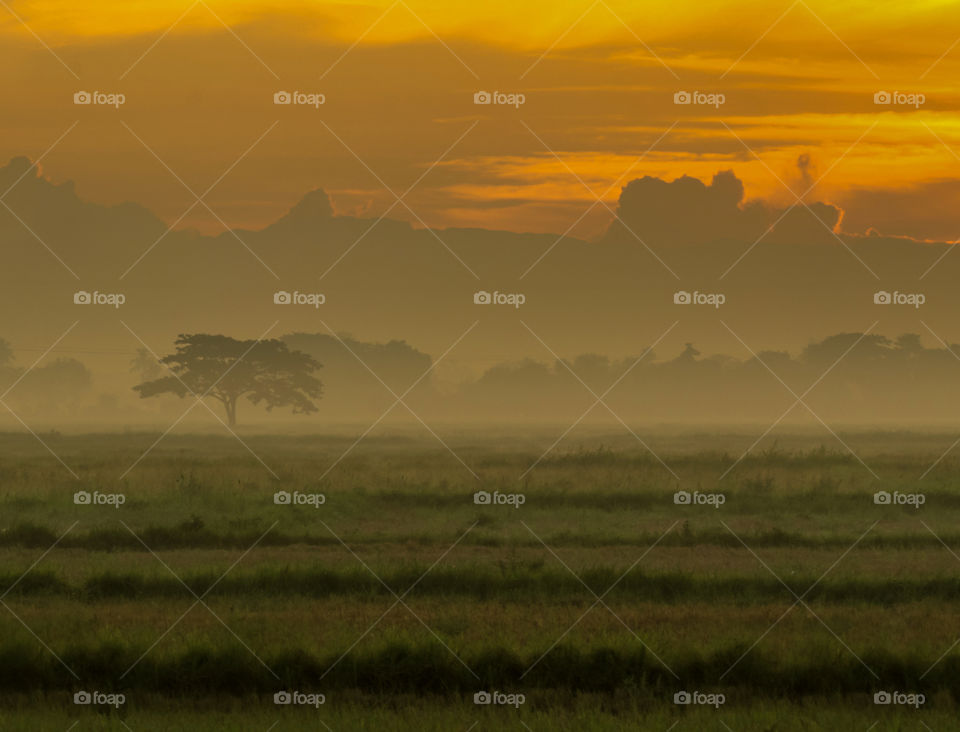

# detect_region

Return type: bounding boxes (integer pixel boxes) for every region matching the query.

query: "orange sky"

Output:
[2,0,960,239]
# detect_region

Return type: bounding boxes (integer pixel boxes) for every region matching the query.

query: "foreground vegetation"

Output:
[0,428,955,729]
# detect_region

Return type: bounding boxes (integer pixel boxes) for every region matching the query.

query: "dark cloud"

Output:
[835,179,960,241]
[796,153,815,191]
[603,169,843,246]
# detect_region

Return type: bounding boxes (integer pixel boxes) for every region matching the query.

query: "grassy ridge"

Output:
[3,521,957,551]
[0,699,953,732]
[0,641,954,697]
[3,564,960,604]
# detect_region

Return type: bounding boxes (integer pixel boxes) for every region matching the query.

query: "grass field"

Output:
[0,428,957,730]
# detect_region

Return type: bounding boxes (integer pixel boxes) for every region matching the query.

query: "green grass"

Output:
[0,696,952,732]
[4,563,960,604]
[1,429,958,728]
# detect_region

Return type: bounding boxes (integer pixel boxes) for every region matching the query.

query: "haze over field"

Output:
[7,3,960,731]
[4,0,960,430]
[1,155,958,427]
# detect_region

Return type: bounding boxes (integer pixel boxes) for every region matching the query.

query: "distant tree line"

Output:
[2,332,960,424]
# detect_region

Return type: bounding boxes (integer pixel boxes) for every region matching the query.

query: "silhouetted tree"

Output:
[133,334,322,426]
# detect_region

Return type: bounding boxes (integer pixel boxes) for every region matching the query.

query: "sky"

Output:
[2,0,960,240]
[3,0,960,429]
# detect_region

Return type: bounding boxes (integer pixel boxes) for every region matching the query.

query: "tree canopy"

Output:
[133,334,322,425]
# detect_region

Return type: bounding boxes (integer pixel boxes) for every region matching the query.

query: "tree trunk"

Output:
[225,397,237,427]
